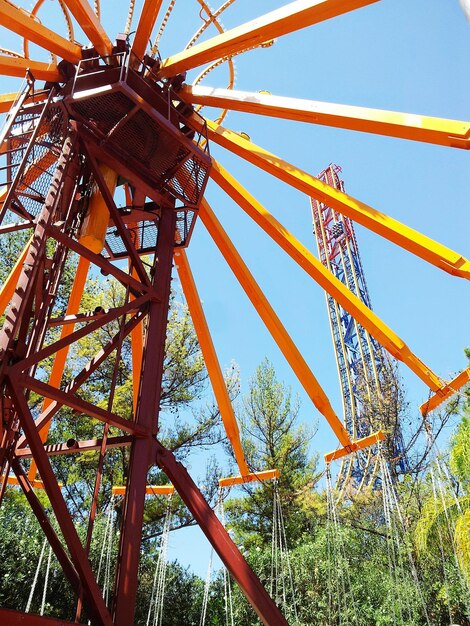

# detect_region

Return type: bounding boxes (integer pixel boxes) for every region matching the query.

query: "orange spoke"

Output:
[61,0,112,57]
[0,92,21,114]
[159,0,380,78]
[199,117,470,280]
[183,86,470,149]
[0,0,81,63]
[175,247,249,475]
[200,198,352,448]
[131,0,164,61]
[209,158,444,392]
[0,55,61,80]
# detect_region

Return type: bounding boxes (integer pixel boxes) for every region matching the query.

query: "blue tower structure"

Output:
[311,164,408,488]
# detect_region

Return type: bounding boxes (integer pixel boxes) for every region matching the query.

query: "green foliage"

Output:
[450,414,470,491]
[414,412,470,591]
[225,359,318,548]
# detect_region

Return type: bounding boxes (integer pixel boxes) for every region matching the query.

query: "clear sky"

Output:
[1,0,469,576]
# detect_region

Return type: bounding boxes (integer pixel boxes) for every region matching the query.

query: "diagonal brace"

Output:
[199,117,470,280]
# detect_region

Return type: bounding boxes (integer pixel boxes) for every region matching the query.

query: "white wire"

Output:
[103,507,115,607]
[40,544,52,616]
[199,548,213,626]
[147,496,172,626]
[26,537,47,613]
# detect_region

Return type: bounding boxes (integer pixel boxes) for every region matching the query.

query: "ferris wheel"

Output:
[0,1,468,625]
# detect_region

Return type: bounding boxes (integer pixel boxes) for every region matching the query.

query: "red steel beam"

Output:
[10,456,81,590]
[47,308,129,327]
[0,608,76,625]
[20,375,148,436]
[14,293,149,371]
[113,206,176,626]
[15,435,133,458]
[155,440,289,626]
[0,221,34,235]
[46,225,153,298]
[15,311,146,450]
[0,135,77,373]
[8,380,113,626]
[82,143,151,287]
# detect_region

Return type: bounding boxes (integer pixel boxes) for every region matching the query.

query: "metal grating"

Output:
[1,101,68,219]
[72,92,134,135]
[175,209,196,245]
[65,68,211,219]
[105,220,159,258]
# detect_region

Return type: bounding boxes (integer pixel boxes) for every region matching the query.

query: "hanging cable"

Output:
[199,547,214,626]
[379,446,431,625]
[269,479,299,624]
[26,537,47,613]
[147,494,173,626]
[96,497,116,609]
[424,428,470,616]
[217,488,234,626]
[326,466,359,626]
[379,452,403,626]
[40,544,53,616]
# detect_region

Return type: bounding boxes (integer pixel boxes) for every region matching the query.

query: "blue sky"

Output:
[1,0,469,575]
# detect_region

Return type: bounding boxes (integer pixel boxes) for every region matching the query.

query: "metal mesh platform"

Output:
[65,57,211,228]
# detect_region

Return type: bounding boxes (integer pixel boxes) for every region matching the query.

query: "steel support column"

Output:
[112,204,176,626]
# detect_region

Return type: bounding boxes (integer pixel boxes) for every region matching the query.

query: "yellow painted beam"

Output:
[112,484,174,496]
[175,247,249,476]
[0,92,17,114]
[200,198,352,448]
[131,0,164,61]
[201,118,470,281]
[78,164,117,253]
[219,468,280,488]
[210,159,443,392]
[0,0,82,64]
[0,55,61,81]
[123,185,144,416]
[61,0,112,57]
[159,0,380,78]
[129,266,143,414]
[0,90,44,114]
[324,430,385,463]
[182,86,470,149]
[3,476,58,489]
[0,235,32,315]
[420,367,470,415]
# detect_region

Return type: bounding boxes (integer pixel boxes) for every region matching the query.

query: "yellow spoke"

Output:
[210,158,444,392]
[61,0,112,57]
[183,86,470,149]
[0,55,61,80]
[0,0,81,64]
[159,0,380,78]
[131,0,164,60]
[420,368,470,415]
[175,247,249,475]
[199,118,470,280]
[199,198,352,447]
[0,92,19,114]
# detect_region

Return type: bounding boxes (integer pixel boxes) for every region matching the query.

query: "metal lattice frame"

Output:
[311,164,408,490]
[0,2,469,625]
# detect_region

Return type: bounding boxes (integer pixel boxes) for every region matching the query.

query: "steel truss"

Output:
[311,164,408,488]
[0,3,469,623]
[0,54,288,626]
